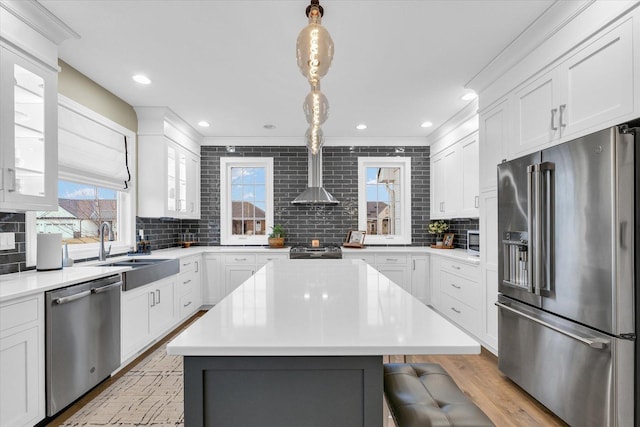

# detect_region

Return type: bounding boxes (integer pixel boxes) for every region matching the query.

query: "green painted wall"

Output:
[58,60,138,132]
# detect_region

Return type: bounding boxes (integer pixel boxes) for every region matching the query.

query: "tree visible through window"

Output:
[36,180,118,244]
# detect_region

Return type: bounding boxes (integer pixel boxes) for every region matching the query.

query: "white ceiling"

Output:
[39,0,555,140]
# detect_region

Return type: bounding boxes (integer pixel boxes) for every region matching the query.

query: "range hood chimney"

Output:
[292,148,338,205]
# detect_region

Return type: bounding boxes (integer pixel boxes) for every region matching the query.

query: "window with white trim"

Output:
[220,157,274,245]
[26,96,136,265]
[358,157,412,245]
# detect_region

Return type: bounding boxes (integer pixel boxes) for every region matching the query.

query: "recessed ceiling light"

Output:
[263,124,276,129]
[356,124,367,130]
[197,121,210,128]
[461,92,477,101]
[132,74,151,85]
[421,121,433,128]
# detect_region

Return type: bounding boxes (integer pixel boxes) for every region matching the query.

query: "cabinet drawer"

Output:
[0,296,40,333]
[179,291,196,318]
[344,253,376,265]
[176,272,195,296]
[375,254,408,265]
[256,253,288,267]
[440,292,480,335]
[441,259,478,280]
[440,271,479,308]
[224,254,257,265]
[179,256,200,273]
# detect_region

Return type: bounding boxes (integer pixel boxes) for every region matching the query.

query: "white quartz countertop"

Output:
[166,259,480,357]
[0,265,129,301]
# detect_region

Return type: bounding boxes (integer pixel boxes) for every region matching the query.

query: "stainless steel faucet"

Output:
[98,222,114,261]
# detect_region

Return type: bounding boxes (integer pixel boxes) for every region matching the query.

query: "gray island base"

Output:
[184,355,383,426]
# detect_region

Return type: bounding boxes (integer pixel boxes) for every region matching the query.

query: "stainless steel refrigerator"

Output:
[496,125,637,426]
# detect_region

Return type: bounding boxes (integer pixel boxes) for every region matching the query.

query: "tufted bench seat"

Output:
[383,363,494,427]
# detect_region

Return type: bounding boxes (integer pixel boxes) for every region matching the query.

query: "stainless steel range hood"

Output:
[292,148,339,205]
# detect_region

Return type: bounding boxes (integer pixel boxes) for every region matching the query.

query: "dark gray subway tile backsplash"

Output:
[1,145,480,274]
[0,212,27,275]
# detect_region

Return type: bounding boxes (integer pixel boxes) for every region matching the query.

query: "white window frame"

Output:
[220,157,274,246]
[358,157,412,245]
[25,96,137,266]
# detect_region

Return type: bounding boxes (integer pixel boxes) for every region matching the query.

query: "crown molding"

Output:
[0,0,79,45]
[425,99,478,146]
[202,136,428,147]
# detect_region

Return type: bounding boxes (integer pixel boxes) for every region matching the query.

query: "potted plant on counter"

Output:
[427,220,449,248]
[268,224,286,248]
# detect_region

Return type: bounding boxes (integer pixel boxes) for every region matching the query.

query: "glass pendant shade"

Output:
[296,19,334,85]
[305,126,324,155]
[303,89,329,126]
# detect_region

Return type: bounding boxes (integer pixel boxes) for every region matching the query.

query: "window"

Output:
[220,157,274,245]
[358,157,411,245]
[26,96,136,265]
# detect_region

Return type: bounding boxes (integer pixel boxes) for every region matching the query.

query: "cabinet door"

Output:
[429,256,441,309]
[225,265,255,295]
[442,146,461,217]
[460,133,479,217]
[204,255,224,305]
[149,277,175,337]
[166,144,179,216]
[185,151,201,219]
[177,149,187,216]
[560,17,634,139]
[513,70,559,157]
[430,153,446,219]
[480,190,499,351]
[0,46,57,211]
[120,288,151,361]
[377,266,409,292]
[410,256,429,305]
[0,326,42,426]
[479,99,509,191]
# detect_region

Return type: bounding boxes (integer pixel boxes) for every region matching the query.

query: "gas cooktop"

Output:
[289,245,342,259]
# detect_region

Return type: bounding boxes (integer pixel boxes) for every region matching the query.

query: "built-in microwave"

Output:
[467,230,480,256]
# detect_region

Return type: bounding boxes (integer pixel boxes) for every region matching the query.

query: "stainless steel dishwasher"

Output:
[45,274,122,416]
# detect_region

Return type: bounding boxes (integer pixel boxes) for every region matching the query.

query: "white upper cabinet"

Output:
[430,131,479,219]
[136,107,201,219]
[511,15,636,158]
[0,3,75,211]
[479,98,510,191]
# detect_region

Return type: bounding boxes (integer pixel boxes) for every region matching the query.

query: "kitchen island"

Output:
[167,259,479,426]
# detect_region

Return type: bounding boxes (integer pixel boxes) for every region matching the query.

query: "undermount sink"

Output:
[96,258,180,291]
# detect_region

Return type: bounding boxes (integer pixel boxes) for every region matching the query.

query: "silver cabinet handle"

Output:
[183,301,192,307]
[182,262,192,268]
[54,290,91,305]
[183,279,192,285]
[386,258,398,262]
[450,284,461,289]
[92,281,123,294]
[156,289,161,304]
[235,258,247,261]
[550,108,558,131]
[475,195,479,208]
[195,261,199,272]
[450,307,461,314]
[495,301,608,349]
[451,265,461,270]
[412,260,415,270]
[7,168,16,192]
[559,104,566,128]
[149,291,156,308]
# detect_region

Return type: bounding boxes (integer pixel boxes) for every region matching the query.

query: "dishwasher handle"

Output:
[54,290,92,305]
[92,281,123,294]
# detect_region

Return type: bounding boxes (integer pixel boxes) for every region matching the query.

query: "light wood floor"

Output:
[386,351,569,427]
[48,312,567,427]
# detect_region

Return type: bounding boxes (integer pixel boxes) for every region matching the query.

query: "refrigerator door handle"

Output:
[540,162,555,296]
[495,301,609,349]
[527,164,542,295]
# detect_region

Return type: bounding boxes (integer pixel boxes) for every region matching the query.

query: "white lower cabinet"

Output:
[121,276,176,362]
[410,255,429,305]
[176,255,202,319]
[0,294,45,427]
[203,254,223,305]
[431,256,482,339]
[224,254,257,295]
